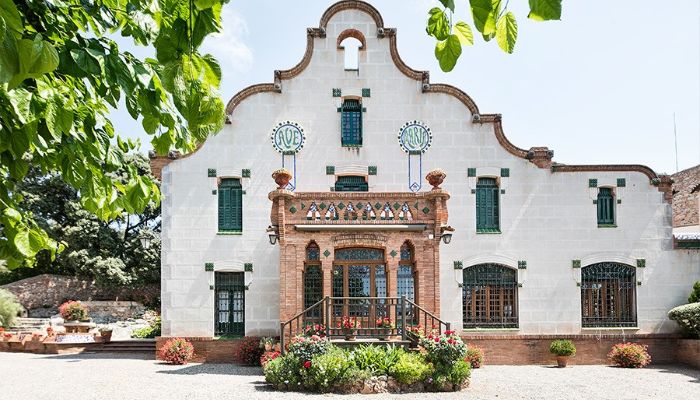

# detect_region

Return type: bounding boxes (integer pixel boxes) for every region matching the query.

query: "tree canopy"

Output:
[0,0,227,269]
[0,154,160,286]
[427,0,562,71]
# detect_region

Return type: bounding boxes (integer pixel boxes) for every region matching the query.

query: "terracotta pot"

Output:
[426,169,446,190]
[101,331,113,343]
[343,329,357,341]
[272,169,293,189]
[556,355,569,368]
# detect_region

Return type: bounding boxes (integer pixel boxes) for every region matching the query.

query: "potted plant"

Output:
[303,323,326,337]
[260,337,274,352]
[338,316,360,341]
[550,339,576,367]
[465,344,485,368]
[406,324,424,348]
[99,327,113,343]
[59,300,89,322]
[375,317,393,341]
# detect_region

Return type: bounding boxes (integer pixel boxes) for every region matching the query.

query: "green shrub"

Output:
[338,366,371,387]
[420,330,467,367]
[689,281,700,303]
[668,302,700,338]
[447,360,471,385]
[549,340,576,356]
[287,335,330,361]
[608,342,651,368]
[131,316,161,338]
[307,347,352,391]
[389,353,431,385]
[0,289,22,328]
[264,353,303,389]
[352,344,404,375]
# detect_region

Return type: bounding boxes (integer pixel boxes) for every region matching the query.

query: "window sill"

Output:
[476,229,501,234]
[581,326,639,331]
[462,328,520,332]
[597,224,617,228]
[217,231,242,235]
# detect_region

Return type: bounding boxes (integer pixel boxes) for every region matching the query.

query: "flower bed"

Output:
[264,331,470,393]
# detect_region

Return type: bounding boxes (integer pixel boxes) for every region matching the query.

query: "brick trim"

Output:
[337,28,366,49]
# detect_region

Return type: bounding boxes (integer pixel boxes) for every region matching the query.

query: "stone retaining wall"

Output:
[1,274,159,315]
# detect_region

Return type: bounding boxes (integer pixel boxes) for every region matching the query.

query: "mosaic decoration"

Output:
[398,202,413,221]
[325,203,339,220]
[244,263,253,272]
[306,202,321,220]
[335,248,384,261]
[271,121,306,191]
[362,203,376,220]
[390,249,398,258]
[208,168,217,177]
[343,202,358,220]
[380,202,394,220]
[398,121,433,192]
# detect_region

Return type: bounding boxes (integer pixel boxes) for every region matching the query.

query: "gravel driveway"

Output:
[2,352,698,400]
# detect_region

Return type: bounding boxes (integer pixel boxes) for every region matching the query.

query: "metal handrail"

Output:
[280,296,450,354]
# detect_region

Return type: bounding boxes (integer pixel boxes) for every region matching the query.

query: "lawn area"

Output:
[1,352,698,400]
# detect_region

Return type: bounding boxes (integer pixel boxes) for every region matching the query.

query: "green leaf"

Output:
[0,26,17,84]
[496,11,518,54]
[194,0,217,10]
[426,7,450,41]
[13,229,32,257]
[470,0,499,36]
[0,0,22,35]
[0,14,6,41]
[3,207,21,223]
[439,0,456,12]
[434,34,462,72]
[528,0,562,21]
[70,48,101,75]
[454,22,474,46]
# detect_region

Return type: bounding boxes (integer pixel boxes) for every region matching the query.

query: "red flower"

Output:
[447,339,455,345]
[434,337,440,343]
[303,360,312,369]
[445,330,454,335]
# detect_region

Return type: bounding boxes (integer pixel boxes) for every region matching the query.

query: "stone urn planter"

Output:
[426,168,446,190]
[272,168,293,189]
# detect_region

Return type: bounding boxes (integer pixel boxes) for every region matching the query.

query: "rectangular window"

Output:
[597,188,615,226]
[215,272,245,336]
[476,177,499,233]
[334,175,368,192]
[218,178,242,232]
[341,99,362,146]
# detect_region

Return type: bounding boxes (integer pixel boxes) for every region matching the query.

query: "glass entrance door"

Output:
[215,272,245,336]
[332,248,386,320]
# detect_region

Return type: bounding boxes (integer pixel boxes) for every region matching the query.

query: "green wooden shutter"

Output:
[597,188,615,225]
[334,175,368,192]
[341,99,362,146]
[218,179,243,232]
[476,178,499,232]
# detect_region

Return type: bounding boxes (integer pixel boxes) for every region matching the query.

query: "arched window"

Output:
[476,178,499,233]
[398,242,416,319]
[581,262,636,327]
[304,242,322,319]
[462,264,518,328]
[339,36,362,70]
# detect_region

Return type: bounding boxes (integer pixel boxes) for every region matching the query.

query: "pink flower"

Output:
[303,360,312,369]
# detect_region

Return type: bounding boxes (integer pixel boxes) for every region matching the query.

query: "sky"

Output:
[113,0,700,175]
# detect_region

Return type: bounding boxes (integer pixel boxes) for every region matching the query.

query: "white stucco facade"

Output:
[158,2,700,338]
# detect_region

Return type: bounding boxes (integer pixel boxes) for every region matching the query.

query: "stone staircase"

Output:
[5,317,51,334]
[93,339,156,353]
